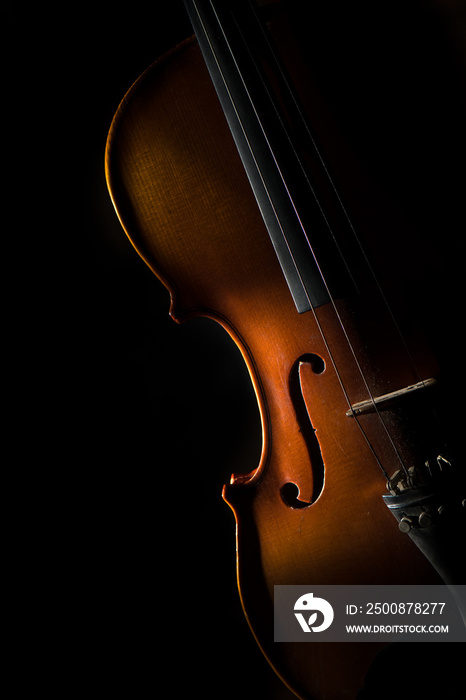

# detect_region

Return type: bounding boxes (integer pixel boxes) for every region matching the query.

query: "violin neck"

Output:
[184,0,356,313]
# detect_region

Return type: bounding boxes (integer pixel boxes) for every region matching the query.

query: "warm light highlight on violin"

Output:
[106,1,465,698]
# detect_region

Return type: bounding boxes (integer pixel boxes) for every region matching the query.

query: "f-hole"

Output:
[281,353,326,509]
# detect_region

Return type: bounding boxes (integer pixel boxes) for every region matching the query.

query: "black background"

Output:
[10,1,465,698]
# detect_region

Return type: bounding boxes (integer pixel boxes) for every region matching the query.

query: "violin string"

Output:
[243,9,447,467]
[253,15,425,388]
[245,1,446,442]
[193,0,408,479]
[259,152,400,481]
[225,3,412,479]
[202,0,409,479]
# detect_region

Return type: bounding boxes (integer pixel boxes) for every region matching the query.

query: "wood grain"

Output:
[106,37,443,700]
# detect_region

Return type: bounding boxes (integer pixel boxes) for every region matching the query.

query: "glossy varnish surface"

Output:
[106,37,441,700]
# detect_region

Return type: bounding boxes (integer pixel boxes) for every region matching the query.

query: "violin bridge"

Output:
[346,378,437,417]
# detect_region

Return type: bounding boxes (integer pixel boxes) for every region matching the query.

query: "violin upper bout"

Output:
[106,37,272,324]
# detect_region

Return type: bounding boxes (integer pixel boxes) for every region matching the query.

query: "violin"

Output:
[105,1,465,697]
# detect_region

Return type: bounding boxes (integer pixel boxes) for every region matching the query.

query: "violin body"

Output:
[106,9,463,699]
